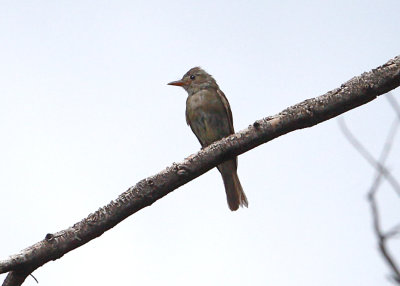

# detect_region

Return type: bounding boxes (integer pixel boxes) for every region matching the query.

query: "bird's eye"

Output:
[190,75,196,80]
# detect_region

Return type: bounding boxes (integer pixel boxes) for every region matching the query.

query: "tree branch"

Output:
[339,94,400,283]
[1,55,400,285]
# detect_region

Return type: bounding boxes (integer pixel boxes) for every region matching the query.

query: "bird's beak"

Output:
[167,80,185,86]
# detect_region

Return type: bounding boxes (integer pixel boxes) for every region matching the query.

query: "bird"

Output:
[168,67,248,211]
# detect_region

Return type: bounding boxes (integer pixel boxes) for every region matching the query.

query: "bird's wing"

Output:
[216,88,238,169]
[216,88,234,134]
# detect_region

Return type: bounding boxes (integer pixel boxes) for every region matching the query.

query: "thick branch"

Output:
[1,55,400,285]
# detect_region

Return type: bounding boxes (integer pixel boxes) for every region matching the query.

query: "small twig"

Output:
[369,189,400,283]
[29,274,38,284]
[387,92,400,120]
[338,118,400,196]
[386,223,400,239]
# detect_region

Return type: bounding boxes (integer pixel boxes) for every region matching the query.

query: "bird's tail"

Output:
[219,160,248,211]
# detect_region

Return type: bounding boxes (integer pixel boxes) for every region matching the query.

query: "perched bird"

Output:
[168,67,248,211]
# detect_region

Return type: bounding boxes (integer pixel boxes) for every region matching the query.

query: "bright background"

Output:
[0,1,399,285]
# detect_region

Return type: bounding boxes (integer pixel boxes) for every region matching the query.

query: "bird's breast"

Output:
[185,90,231,145]
[186,90,222,114]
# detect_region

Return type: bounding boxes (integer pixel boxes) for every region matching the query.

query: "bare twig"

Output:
[386,223,400,239]
[339,93,400,283]
[387,92,400,120]
[338,117,400,196]
[29,274,38,284]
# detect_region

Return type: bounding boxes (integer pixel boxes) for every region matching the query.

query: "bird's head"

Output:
[168,67,218,95]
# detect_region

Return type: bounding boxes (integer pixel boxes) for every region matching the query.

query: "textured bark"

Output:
[1,55,400,285]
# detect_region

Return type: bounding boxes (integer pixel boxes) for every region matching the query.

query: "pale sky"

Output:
[0,1,399,285]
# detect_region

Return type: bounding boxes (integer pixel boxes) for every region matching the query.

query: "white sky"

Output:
[0,1,399,285]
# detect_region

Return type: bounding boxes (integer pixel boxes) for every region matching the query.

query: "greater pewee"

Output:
[168,67,248,211]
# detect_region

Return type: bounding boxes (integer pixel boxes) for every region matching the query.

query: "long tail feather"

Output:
[218,160,248,211]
